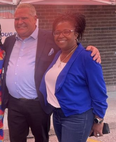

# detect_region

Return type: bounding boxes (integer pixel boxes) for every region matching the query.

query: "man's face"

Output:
[14,8,37,39]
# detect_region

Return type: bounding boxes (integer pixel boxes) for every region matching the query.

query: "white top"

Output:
[45,55,66,108]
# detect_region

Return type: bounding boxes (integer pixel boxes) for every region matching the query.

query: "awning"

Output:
[0,0,116,6]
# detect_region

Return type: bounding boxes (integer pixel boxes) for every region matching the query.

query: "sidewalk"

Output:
[3,91,116,142]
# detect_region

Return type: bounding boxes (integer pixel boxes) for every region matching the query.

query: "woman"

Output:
[0,35,5,141]
[40,13,108,142]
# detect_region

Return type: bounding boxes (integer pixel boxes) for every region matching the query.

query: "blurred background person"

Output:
[0,24,5,142]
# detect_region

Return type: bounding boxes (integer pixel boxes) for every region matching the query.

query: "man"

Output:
[2,3,101,142]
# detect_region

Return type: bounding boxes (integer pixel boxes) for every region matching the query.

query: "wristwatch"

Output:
[94,118,103,124]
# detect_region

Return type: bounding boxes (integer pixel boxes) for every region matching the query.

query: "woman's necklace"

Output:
[58,46,77,68]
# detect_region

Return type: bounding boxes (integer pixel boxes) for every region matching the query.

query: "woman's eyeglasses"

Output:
[53,29,74,37]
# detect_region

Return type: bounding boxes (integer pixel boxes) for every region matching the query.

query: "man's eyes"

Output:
[22,17,28,20]
[15,17,28,21]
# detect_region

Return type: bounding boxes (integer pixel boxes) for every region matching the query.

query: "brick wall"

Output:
[35,5,116,91]
[0,5,116,91]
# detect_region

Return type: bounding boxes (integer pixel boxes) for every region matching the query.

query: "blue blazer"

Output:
[40,43,108,117]
[2,29,59,113]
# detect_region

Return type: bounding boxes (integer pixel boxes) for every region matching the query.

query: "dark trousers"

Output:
[8,95,50,142]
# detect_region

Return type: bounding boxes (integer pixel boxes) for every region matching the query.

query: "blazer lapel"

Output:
[55,44,83,93]
[4,35,16,73]
[35,29,47,65]
[34,29,50,93]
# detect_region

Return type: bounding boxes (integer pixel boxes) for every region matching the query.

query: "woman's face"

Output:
[53,21,78,51]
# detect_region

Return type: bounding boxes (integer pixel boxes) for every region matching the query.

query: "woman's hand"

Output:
[91,123,104,137]
[86,45,101,64]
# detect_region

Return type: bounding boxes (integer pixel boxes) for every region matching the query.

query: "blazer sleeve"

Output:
[84,51,108,118]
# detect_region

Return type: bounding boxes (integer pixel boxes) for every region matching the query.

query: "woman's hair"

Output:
[15,3,36,16]
[52,12,86,40]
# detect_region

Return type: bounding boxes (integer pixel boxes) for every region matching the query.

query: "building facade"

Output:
[0,4,116,91]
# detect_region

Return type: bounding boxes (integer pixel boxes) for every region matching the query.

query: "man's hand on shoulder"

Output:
[86,45,101,64]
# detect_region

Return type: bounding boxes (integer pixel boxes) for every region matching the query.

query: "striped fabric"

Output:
[0,46,5,142]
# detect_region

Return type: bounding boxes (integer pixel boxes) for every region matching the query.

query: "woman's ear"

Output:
[74,32,79,40]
